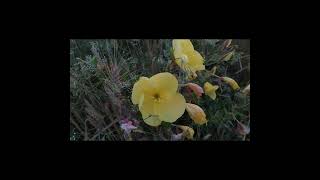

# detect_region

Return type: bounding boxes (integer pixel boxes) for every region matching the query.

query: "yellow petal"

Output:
[208,92,217,100]
[221,77,240,90]
[131,77,152,104]
[186,103,207,125]
[204,82,212,92]
[204,82,219,92]
[157,93,186,123]
[141,110,161,127]
[173,39,194,55]
[172,42,184,61]
[138,94,144,110]
[180,40,194,52]
[178,125,194,140]
[184,50,205,73]
[139,94,155,115]
[150,72,178,96]
[188,50,204,68]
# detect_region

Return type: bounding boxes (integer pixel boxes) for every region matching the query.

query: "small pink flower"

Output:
[120,122,137,134]
[119,117,138,134]
[119,117,130,124]
[187,83,204,97]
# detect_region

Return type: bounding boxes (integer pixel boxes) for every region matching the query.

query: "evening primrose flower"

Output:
[221,77,240,91]
[186,103,207,125]
[172,39,205,79]
[131,72,186,127]
[204,82,219,100]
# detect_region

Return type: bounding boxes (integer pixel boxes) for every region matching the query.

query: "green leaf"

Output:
[161,121,172,128]
[91,56,97,66]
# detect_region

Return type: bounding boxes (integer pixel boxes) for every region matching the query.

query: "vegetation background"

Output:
[70,39,250,141]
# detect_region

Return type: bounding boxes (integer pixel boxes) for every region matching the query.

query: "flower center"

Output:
[181,55,189,64]
[153,93,161,102]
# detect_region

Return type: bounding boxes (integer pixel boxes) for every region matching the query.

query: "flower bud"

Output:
[187,83,204,97]
[221,77,240,90]
[178,125,195,140]
[186,103,207,125]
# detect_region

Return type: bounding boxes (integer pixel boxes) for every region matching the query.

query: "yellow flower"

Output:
[131,72,186,126]
[172,39,205,79]
[186,103,207,125]
[178,125,194,140]
[221,77,240,91]
[204,82,219,100]
[186,83,204,97]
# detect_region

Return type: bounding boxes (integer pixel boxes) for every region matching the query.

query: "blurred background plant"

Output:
[70,39,250,141]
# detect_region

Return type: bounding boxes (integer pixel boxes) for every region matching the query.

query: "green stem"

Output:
[212,74,221,78]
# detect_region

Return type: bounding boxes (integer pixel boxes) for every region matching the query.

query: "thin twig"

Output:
[70,117,85,136]
[90,120,120,140]
[234,66,249,75]
[239,58,243,70]
[241,55,250,59]
[84,119,88,140]
[230,112,240,123]
[225,66,228,76]
[212,74,221,78]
